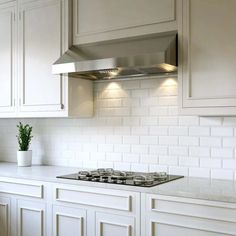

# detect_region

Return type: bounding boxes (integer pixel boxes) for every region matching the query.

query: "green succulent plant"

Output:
[16,122,33,151]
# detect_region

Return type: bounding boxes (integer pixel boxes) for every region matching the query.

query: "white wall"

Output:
[1,76,236,180]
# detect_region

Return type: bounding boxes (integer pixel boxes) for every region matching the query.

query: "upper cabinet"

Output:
[179,0,236,116]
[73,0,177,44]
[0,0,93,118]
[18,0,65,114]
[0,1,17,117]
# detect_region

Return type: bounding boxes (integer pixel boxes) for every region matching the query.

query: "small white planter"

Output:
[17,150,32,167]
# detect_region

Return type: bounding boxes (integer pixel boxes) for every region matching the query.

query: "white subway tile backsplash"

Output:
[200,117,222,126]
[223,137,236,147]
[179,137,199,146]
[149,164,168,172]
[223,160,236,169]
[189,147,210,157]
[149,145,168,155]
[2,77,236,180]
[189,168,210,178]
[169,146,188,156]
[169,166,188,176]
[159,156,178,166]
[131,145,149,154]
[211,148,233,158]
[169,127,188,136]
[179,157,199,167]
[211,169,234,180]
[200,158,221,168]
[149,127,168,136]
[123,135,139,144]
[211,127,233,137]
[140,136,158,145]
[159,136,178,145]
[200,137,221,147]
[159,116,178,126]
[179,116,199,126]
[189,127,210,136]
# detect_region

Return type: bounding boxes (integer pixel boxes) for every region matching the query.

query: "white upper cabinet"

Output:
[73,0,177,44]
[18,0,64,114]
[179,0,236,115]
[0,1,17,116]
[0,0,93,118]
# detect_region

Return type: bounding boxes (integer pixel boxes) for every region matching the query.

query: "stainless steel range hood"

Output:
[52,33,177,80]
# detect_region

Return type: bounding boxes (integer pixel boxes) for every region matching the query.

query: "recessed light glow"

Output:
[159,63,177,72]
[163,78,177,86]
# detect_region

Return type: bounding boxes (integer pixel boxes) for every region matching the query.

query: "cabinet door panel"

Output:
[179,0,236,115]
[96,212,134,236]
[0,196,10,236]
[18,0,64,113]
[0,2,16,114]
[17,200,46,236]
[53,205,86,236]
[152,222,229,236]
[74,0,177,43]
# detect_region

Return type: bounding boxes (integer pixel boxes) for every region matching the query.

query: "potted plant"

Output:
[16,122,33,167]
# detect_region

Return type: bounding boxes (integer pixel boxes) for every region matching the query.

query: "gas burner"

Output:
[58,169,183,187]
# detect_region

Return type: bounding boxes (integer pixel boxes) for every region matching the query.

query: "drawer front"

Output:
[146,194,236,236]
[54,185,136,212]
[0,177,43,198]
[148,194,236,222]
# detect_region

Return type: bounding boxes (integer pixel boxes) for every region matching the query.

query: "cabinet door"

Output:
[0,1,17,116]
[73,0,177,44]
[95,212,135,236]
[18,0,68,116]
[53,205,86,236]
[17,200,46,236]
[0,196,10,236]
[179,0,236,115]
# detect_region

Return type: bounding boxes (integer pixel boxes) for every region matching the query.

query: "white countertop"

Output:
[0,162,236,203]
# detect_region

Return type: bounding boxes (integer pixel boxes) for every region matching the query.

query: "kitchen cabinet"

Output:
[53,184,140,236]
[0,196,11,236]
[179,0,236,115]
[18,0,65,115]
[1,175,236,236]
[144,194,236,236]
[53,205,86,236]
[16,199,46,236]
[0,1,17,117]
[0,0,93,118]
[95,212,135,236]
[73,0,177,44]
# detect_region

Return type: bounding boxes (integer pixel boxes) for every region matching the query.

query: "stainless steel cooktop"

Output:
[57,168,183,187]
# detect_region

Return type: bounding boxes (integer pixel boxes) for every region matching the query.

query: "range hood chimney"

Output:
[52,33,177,80]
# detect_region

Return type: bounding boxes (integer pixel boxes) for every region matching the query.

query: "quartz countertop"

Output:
[0,162,236,203]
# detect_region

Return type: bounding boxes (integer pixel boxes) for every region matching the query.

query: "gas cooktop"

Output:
[57,168,183,187]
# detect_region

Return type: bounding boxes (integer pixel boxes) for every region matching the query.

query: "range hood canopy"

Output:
[52,33,177,80]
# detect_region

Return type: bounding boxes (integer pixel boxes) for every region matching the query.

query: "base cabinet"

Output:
[1,177,236,236]
[53,205,86,236]
[95,212,135,236]
[144,194,236,236]
[0,196,11,236]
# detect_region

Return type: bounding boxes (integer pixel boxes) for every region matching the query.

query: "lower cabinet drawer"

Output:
[146,194,236,236]
[54,184,137,212]
[0,177,44,198]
